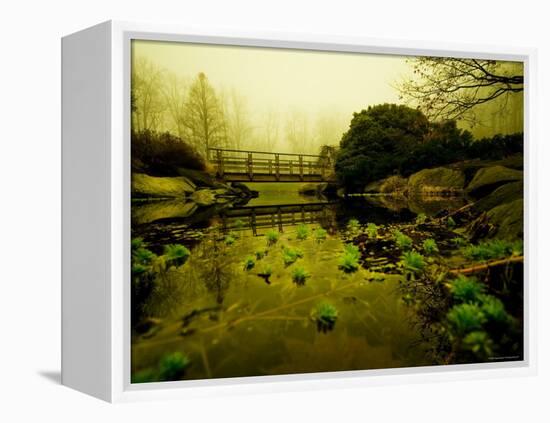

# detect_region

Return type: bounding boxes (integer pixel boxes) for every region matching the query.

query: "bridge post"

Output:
[289,160,293,175]
[299,155,304,181]
[275,154,280,181]
[250,209,257,236]
[247,152,253,180]
[216,149,224,177]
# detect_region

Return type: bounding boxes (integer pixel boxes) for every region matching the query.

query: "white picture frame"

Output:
[61,20,537,403]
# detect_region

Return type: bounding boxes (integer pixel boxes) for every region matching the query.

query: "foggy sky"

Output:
[132,40,523,146]
[132,39,411,124]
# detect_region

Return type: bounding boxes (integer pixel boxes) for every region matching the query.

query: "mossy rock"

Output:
[408,167,465,195]
[380,175,408,194]
[486,199,523,240]
[473,181,523,213]
[132,173,196,198]
[132,200,198,224]
[364,179,384,193]
[466,166,523,198]
[299,183,321,195]
[190,189,217,207]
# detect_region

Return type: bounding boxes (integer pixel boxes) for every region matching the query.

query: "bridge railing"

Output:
[207,148,332,181]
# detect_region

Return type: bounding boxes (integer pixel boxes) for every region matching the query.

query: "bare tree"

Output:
[399,58,523,124]
[224,89,252,150]
[261,110,279,152]
[184,72,226,156]
[162,73,189,141]
[131,58,165,132]
[314,111,346,151]
[285,110,312,154]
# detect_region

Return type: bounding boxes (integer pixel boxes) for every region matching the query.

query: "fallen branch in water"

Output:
[449,256,524,275]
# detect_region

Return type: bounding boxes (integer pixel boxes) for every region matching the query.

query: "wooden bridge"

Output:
[207,148,335,182]
[219,202,337,236]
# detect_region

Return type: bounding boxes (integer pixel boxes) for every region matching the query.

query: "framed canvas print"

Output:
[61,21,537,402]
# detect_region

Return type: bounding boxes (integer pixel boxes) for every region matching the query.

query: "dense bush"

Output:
[335,104,430,190]
[334,104,523,191]
[132,130,207,176]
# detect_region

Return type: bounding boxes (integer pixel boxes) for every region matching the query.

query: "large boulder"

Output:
[486,199,523,240]
[190,189,217,207]
[408,167,465,195]
[466,166,523,197]
[231,182,259,198]
[131,200,198,225]
[132,173,195,198]
[298,183,319,196]
[364,179,384,194]
[380,175,408,194]
[473,181,523,213]
[298,182,339,197]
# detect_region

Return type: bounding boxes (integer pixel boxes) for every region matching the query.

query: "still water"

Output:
[131,183,465,381]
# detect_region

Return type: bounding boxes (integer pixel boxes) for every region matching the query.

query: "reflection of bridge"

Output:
[207,148,335,182]
[219,202,336,236]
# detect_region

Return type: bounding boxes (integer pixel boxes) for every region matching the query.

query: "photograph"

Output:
[129,39,524,383]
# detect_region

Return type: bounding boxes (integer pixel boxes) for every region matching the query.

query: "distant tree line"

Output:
[334,104,522,191]
[131,57,348,161]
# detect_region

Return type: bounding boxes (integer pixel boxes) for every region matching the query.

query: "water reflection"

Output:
[131,186,468,381]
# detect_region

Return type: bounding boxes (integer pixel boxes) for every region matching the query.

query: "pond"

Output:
[130,183,472,382]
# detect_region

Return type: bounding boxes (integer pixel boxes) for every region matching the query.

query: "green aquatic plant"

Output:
[344,243,360,258]
[131,237,145,252]
[449,275,486,303]
[310,302,338,332]
[131,368,157,384]
[282,247,304,266]
[314,227,328,241]
[366,223,378,239]
[339,253,359,273]
[163,244,190,268]
[291,266,310,285]
[462,331,494,359]
[446,303,487,336]
[255,249,267,260]
[158,352,191,381]
[133,246,157,265]
[347,218,360,233]
[464,239,523,261]
[258,265,273,278]
[265,229,279,246]
[393,230,413,250]
[422,238,439,255]
[446,216,456,228]
[131,263,150,277]
[296,224,310,240]
[339,244,360,273]
[415,213,427,225]
[400,251,425,274]
[243,256,255,271]
[224,234,236,245]
[479,295,509,324]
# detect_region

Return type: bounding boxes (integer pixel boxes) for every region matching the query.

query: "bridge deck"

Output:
[220,202,336,236]
[208,147,335,182]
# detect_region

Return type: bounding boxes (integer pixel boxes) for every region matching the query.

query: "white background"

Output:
[1,0,548,421]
